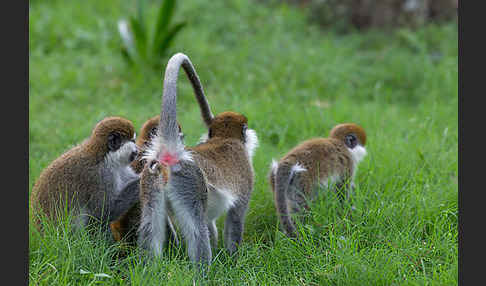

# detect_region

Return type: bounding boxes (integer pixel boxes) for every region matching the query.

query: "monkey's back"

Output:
[190,138,253,197]
[30,144,103,221]
[279,138,354,186]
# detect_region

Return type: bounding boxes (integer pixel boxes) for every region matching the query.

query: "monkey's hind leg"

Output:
[223,201,248,255]
[167,163,212,265]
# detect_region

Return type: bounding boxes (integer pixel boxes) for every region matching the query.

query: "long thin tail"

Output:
[160,53,213,139]
[274,163,298,238]
[155,53,214,167]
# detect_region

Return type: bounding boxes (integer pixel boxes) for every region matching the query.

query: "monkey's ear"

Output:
[108,132,122,151]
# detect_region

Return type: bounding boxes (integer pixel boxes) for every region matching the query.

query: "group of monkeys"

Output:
[30,53,367,266]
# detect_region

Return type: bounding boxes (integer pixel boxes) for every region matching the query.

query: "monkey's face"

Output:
[330,123,367,164]
[107,131,139,165]
[208,111,249,142]
[329,123,367,148]
[91,117,139,165]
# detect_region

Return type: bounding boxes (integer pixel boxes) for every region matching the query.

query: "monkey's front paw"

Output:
[147,159,162,174]
[140,159,169,190]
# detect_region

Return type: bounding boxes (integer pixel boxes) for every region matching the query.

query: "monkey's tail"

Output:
[268,159,279,193]
[274,162,298,238]
[160,53,213,131]
[154,53,214,167]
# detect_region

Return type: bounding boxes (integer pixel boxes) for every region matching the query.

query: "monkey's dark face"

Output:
[91,117,138,164]
[208,111,248,142]
[329,123,367,148]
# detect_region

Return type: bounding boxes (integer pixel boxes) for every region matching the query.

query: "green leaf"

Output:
[120,45,134,65]
[154,0,176,42]
[136,0,145,31]
[129,16,148,61]
[153,22,186,58]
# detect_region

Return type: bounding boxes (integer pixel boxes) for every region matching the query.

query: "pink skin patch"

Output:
[159,152,179,166]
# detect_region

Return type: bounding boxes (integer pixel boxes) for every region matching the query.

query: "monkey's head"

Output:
[208,111,248,142]
[329,123,367,149]
[138,116,184,147]
[87,117,138,165]
[137,115,161,147]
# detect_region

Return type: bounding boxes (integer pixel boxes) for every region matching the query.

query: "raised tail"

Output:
[152,53,213,168]
[160,53,213,132]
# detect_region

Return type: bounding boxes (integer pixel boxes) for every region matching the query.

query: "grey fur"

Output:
[93,141,140,224]
[159,53,214,147]
[223,200,249,254]
[166,160,212,264]
[273,163,298,238]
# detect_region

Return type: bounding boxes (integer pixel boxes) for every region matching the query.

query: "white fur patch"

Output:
[270,159,279,176]
[104,141,139,193]
[245,129,258,160]
[349,145,367,166]
[143,133,193,163]
[105,141,138,167]
[198,132,209,144]
[206,186,237,221]
[291,163,307,174]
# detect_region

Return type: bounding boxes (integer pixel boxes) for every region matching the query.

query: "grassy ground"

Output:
[29,0,458,285]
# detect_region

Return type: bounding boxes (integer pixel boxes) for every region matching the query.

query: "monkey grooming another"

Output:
[141,53,258,265]
[110,115,180,247]
[30,117,140,234]
[269,123,367,238]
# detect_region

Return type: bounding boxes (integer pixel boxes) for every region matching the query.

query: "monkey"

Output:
[30,116,141,234]
[269,123,367,238]
[140,53,258,265]
[110,115,181,247]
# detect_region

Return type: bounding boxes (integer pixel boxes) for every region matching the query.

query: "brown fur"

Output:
[179,111,255,256]
[270,123,366,237]
[30,117,136,228]
[190,112,252,195]
[139,161,169,205]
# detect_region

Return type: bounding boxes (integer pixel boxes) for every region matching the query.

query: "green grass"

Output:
[29,0,458,285]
